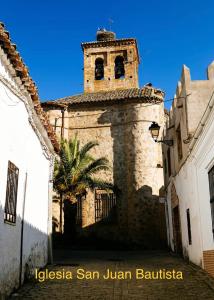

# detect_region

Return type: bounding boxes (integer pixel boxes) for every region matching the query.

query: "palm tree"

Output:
[53,136,115,203]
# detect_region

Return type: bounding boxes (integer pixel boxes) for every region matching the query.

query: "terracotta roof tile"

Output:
[0,22,59,152]
[43,87,164,107]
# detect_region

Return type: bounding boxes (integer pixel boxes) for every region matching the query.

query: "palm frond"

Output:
[81,176,115,192]
[79,141,99,161]
[81,157,110,176]
[53,136,115,198]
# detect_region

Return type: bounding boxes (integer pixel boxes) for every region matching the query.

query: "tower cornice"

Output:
[81,38,140,63]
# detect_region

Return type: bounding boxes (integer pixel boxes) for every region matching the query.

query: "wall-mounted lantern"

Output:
[149,122,173,146]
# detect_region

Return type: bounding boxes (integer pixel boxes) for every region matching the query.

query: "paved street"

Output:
[11,251,214,300]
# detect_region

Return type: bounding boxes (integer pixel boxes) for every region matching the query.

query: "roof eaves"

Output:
[0,22,59,152]
[43,87,164,106]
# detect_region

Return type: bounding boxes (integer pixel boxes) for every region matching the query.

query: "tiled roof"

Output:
[0,22,59,152]
[42,87,164,107]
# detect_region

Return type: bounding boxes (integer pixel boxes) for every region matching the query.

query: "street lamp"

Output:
[149,122,173,146]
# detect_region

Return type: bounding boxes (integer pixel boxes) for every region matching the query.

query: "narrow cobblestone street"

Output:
[10,251,214,300]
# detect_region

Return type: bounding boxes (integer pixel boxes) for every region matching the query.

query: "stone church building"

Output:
[42,29,166,247]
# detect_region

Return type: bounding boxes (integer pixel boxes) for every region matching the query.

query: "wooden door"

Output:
[173,206,183,254]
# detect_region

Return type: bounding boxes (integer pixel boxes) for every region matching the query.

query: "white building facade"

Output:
[164,62,214,276]
[0,24,58,297]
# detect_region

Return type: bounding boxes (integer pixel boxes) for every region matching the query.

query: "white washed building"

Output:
[163,62,214,276]
[0,23,58,297]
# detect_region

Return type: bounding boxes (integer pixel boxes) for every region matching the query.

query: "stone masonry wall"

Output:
[66,100,165,246]
[83,43,139,93]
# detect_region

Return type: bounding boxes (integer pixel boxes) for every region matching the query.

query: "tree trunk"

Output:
[64,195,77,241]
[59,193,63,233]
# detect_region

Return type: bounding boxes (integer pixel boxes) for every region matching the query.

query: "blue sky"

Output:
[1,0,214,108]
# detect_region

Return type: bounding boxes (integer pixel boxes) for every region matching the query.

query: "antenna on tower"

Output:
[108,18,114,31]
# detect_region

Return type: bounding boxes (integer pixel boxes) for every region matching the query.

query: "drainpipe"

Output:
[59,108,65,235]
[61,109,65,140]
[19,173,28,287]
[47,157,54,264]
[59,193,63,233]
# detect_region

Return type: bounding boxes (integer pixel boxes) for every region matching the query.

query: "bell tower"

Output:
[82,29,140,93]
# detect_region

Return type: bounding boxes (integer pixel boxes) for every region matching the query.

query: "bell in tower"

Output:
[95,58,104,80]
[82,30,139,92]
[115,56,125,79]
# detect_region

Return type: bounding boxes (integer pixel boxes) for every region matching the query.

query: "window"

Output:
[176,125,183,160]
[95,189,117,223]
[115,56,125,79]
[208,166,214,236]
[95,58,104,80]
[186,209,192,245]
[167,148,171,176]
[76,194,85,225]
[4,161,19,223]
[164,159,167,175]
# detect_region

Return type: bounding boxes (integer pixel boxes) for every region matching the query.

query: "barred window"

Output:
[167,148,171,176]
[76,194,85,225]
[4,161,19,224]
[95,189,117,223]
[208,166,214,236]
[186,209,192,245]
[176,125,183,161]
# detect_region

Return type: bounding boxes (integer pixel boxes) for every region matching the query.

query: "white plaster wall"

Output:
[167,105,214,267]
[0,58,51,296]
[164,63,214,268]
[174,162,203,266]
[192,106,214,254]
